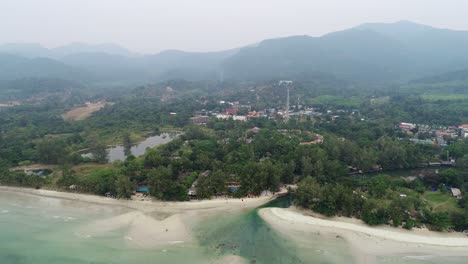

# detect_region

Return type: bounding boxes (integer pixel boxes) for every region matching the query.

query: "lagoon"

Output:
[83,132,180,163]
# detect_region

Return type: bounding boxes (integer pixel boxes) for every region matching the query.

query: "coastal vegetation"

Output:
[1,63,468,233]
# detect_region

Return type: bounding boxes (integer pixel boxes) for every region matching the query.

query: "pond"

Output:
[83,132,180,162]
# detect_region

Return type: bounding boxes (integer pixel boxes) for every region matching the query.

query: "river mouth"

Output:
[1,191,467,264]
[194,196,353,264]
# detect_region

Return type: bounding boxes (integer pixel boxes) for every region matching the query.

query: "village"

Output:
[399,122,468,146]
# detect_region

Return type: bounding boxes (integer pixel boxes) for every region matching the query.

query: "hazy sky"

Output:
[1,0,468,54]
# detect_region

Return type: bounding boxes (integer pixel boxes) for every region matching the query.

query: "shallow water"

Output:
[377,256,468,264]
[195,197,354,264]
[0,191,211,264]
[0,191,466,264]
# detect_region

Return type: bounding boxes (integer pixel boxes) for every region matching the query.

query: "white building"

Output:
[215,114,247,121]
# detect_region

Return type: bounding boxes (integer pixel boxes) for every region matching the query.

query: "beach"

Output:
[260,207,468,264]
[0,186,278,212]
[0,186,278,250]
[3,185,468,264]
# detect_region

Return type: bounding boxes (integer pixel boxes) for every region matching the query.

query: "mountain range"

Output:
[1,21,468,85]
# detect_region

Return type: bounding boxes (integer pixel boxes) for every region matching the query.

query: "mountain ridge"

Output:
[2,21,468,84]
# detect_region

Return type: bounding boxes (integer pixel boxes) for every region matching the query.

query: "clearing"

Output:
[63,102,109,121]
[423,191,461,213]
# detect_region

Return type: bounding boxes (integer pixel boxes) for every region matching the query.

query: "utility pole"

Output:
[285,86,290,121]
[279,80,293,121]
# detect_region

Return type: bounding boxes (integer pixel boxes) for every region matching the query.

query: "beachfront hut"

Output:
[226,182,240,192]
[136,186,149,193]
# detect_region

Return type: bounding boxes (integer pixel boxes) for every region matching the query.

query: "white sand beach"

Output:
[260,207,468,264]
[0,186,276,213]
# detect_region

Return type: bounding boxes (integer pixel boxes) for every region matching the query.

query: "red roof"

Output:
[436,131,451,136]
[225,108,238,115]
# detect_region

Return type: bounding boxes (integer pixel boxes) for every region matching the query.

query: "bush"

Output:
[403,219,415,230]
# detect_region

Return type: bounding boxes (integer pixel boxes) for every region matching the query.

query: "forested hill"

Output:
[412,69,468,84]
[2,21,468,85]
[0,78,85,102]
[0,54,94,81]
[223,21,468,82]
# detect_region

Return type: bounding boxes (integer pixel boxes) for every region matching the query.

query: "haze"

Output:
[1,0,468,54]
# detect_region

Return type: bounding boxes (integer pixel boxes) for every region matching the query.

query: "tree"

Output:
[294,177,321,209]
[122,133,133,157]
[440,169,463,188]
[458,196,468,208]
[87,135,108,164]
[450,211,468,232]
[281,160,296,184]
[368,175,391,198]
[362,200,389,226]
[115,174,133,199]
[81,169,117,195]
[144,149,166,168]
[148,166,187,201]
[427,211,451,231]
[301,156,313,178]
[56,165,77,188]
[36,138,70,164]
[196,170,227,199]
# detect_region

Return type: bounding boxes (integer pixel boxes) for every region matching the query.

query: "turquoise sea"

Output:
[0,191,466,264]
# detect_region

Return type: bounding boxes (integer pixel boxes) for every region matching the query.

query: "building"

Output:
[215,114,246,121]
[247,111,262,118]
[190,116,210,125]
[459,124,468,138]
[451,188,462,199]
[136,186,149,193]
[248,127,261,133]
[226,182,240,192]
[224,101,239,115]
[435,131,452,138]
[409,138,434,145]
[399,122,416,130]
[225,108,238,115]
[279,80,293,85]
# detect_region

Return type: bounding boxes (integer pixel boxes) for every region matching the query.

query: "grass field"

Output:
[422,191,461,213]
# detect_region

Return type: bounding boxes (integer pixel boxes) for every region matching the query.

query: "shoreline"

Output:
[0,185,279,252]
[259,207,468,263]
[260,207,468,247]
[0,185,279,213]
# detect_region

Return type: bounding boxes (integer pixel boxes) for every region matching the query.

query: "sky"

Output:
[1,0,468,54]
